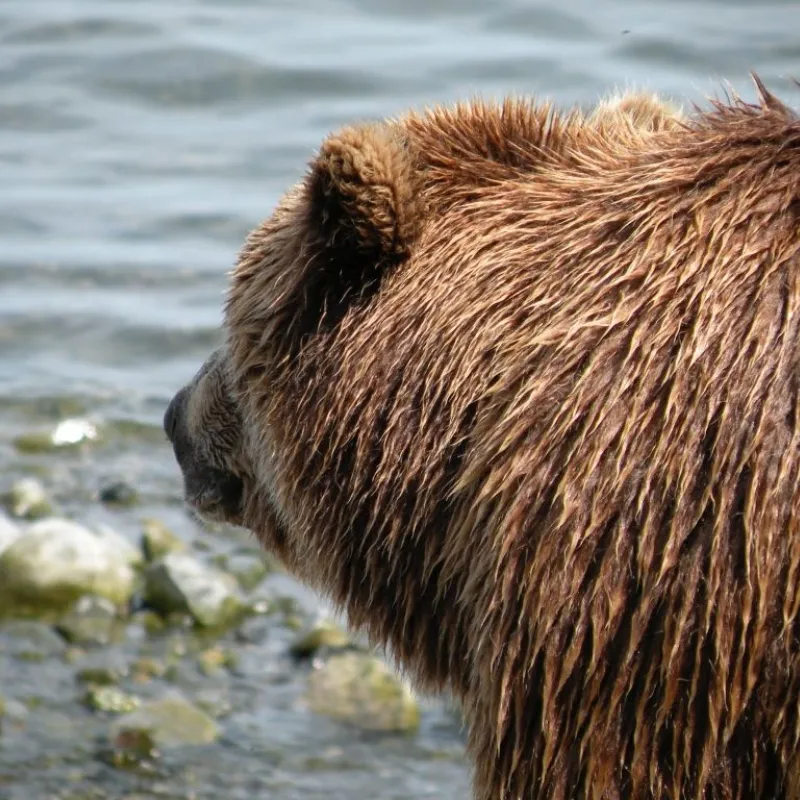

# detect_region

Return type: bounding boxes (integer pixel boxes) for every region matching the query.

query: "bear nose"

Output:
[163,389,185,443]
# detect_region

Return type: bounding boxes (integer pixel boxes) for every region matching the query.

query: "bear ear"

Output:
[306,124,423,267]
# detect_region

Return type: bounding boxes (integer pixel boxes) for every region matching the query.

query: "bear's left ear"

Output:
[292,125,423,333]
[308,125,423,261]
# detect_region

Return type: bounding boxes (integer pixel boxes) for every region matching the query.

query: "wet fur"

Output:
[172,80,800,800]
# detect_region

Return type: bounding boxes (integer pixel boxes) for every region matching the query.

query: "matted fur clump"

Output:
[164,77,800,800]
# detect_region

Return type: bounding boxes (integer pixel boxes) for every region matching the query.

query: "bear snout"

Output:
[163,387,187,445]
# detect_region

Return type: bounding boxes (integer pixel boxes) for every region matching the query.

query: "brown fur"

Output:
[167,78,800,800]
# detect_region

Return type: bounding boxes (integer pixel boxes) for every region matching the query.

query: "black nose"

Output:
[163,389,185,443]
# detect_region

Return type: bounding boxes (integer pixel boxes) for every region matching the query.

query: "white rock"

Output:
[51,418,98,446]
[0,512,21,554]
[0,517,135,612]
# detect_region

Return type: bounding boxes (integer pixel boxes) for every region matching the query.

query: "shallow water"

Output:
[1,1,798,798]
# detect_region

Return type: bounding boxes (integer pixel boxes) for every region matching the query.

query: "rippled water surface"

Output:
[1,1,798,798]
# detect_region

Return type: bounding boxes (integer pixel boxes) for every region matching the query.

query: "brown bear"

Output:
[164,77,800,800]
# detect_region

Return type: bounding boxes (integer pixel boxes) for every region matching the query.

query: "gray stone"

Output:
[143,553,247,629]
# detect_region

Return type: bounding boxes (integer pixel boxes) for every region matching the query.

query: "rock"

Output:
[303,652,421,734]
[224,551,270,592]
[11,432,56,454]
[107,728,159,771]
[0,620,67,660]
[4,478,53,520]
[290,618,353,659]
[94,523,144,569]
[129,610,166,636]
[85,685,140,714]
[51,417,100,446]
[12,417,99,454]
[129,657,167,683]
[235,616,271,645]
[110,696,219,747]
[99,481,139,507]
[77,665,125,686]
[56,595,120,647]
[194,689,233,720]
[198,646,237,676]
[143,553,247,629]
[0,518,136,615]
[140,518,186,562]
[0,512,21,553]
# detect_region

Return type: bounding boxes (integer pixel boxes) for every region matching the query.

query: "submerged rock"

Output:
[198,646,237,676]
[304,652,421,734]
[0,518,136,615]
[143,553,247,629]
[1,620,67,660]
[4,478,53,520]
[110,695,219,747]
[77,665,126,686]
[129,657,167,683]
[107,728,159,772]
[99,480,139,507]
[56,595,120,646]
[224,551,270,592]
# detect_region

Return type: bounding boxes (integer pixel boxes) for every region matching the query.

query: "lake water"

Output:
[1,1,798,798]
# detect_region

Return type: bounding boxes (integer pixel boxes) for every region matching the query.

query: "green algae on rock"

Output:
[12,417,101,455]
[140,518,186,562]
[85,685,140,714]
[0,518,136,616]
[143,552,248,629]
[3,478,53,520]
[290,618,354,659]
[110,695,220,748]
[303,652,421,734]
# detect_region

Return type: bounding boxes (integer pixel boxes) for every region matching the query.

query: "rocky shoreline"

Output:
[0,472,466,799]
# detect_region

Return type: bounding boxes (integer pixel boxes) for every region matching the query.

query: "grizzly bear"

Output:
[164,77,800,800]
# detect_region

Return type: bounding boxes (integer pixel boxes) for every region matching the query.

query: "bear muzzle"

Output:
[163,383,245,524]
